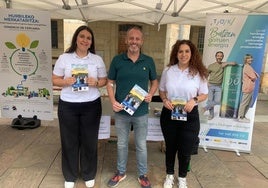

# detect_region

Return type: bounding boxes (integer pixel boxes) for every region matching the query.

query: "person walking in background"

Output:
[106,26,158,188]
[52,25,107,188]
[238,54,259,123]
[159,40,208,188]
[203,51,236,120]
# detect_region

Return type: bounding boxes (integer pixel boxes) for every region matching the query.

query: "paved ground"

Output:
[0,98,267,188]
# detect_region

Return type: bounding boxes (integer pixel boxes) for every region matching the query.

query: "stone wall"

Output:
[261,72,268,94]
[51,20,268,94]
[51,20,191,76]
[87,21,167,75]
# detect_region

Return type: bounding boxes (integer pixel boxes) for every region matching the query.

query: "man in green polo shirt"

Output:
[106,26,158,188]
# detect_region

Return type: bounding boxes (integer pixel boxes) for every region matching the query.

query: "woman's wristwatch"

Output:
[193,97,198,104]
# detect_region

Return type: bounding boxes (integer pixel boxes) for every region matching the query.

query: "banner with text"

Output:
[0,9,53,120]
[201,14,268,153]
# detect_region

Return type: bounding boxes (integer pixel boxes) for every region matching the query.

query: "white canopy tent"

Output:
[1,0,268,26]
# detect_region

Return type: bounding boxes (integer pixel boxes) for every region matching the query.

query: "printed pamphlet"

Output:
[171,97,187,121]
[71,64,89,92]
[121,84,148,115]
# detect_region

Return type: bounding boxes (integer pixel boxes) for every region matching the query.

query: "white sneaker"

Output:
[178,177,187,188]
[238,117,250,123]
[64,181,74,188]
[85,179,95,187]
[208,115,214,120]
[164,174,174,188]
[201,107,206,114]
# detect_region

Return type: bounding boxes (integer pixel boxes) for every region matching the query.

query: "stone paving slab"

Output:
[0,98,267,187]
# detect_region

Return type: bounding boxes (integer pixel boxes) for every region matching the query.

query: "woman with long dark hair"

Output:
[52,25,107,188]
[159,40,208,188]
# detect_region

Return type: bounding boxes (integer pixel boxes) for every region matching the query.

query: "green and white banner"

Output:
[201,14,268,153]
[0,9,53,120]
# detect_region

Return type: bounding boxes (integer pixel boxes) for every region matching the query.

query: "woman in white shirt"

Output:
[52,25,107,188]
[159,40,208,188]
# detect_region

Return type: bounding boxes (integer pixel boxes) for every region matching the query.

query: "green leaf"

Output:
[5,42,16,49]
[30,40,39,49]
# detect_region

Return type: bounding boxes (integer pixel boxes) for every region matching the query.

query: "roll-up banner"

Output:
[0,9,53,120]
[201,14,268,153]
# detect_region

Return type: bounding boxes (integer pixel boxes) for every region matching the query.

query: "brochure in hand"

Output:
[171,97,187,121]
[71,64,89,92]
[121,84,148,116]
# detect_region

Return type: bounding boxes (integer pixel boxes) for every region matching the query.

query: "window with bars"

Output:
[51,20,58,49]
[197,27,205,54]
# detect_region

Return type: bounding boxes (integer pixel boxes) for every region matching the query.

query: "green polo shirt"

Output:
[108,53,157,117]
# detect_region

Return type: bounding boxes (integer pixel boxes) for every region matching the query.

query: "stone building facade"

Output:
[51,19,268,95]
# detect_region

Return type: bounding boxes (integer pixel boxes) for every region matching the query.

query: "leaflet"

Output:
[121,84,148,115]
[171,97,187,121]
[71,64,89,92]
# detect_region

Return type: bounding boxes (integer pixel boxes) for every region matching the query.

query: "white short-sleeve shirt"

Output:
[53,52,107,102]
[159,65,208,102]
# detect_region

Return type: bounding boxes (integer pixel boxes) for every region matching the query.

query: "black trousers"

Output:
[160,106,200,177]
[58,98,102,182]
